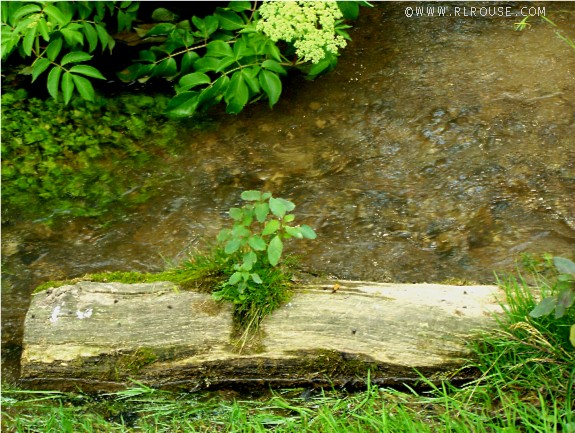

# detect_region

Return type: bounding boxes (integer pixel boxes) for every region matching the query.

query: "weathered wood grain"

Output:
[20,280,504,392]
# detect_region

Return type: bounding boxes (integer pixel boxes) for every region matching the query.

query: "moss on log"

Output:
[20,280,503,392]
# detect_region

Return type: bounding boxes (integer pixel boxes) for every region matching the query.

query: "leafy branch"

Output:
[3,1,366,115]
[2,1,138,102]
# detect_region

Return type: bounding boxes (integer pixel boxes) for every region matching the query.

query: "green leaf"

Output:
[204,15,219,35]
[192,15,218,38]
[251,273,263,284]
[308,57,332,79]
[22,26,36,56]
[269,197,286,218]
[82,22,98,52]
[229,207,244,221]
[198,75,229,107]
[13,4,41,22]
[228,271,243,285]
[263,39,281,62]
[554,257,575,276]
[46,38,63,61]
[31,58,51,82]
[60,51,92,66]
[139,50,156,62]
[285,226,304,239]
[259,69,282,108]
[556,288,575,318]
[267,235,283,266]
[69,64,105,79]
[262,219,280,236]
[269,197,294,218]
[225,71,249,114]
[44,4,71,27]
[241,251,257,271]
[157,57,177,77]
[37,17,50,41]
[215,56,236,73]
[54,1,76,26]
[95,24,114,53]
[248,235,266,251]
[216,9,245,30]
[261,59,286,75]
[77,2,95,20]
[232,224,251,239]
[60,28,84,47]
[177,72,211,92]
[61,71,74,104]
[529,296,557,318]
[242,67,261,93]
[225,238,241,255]
[299,224,317,239]
[254,202,269,223]
[165,91,200,117]
[70,73,95,101]
[193,56,220,73]
[228,1,252,12]
[146,23,176,37]
[206,40,233,58]
[180,51,199,74]
[337,2,360,20]
[570,325,575,348]
[241,190,262,201]
[47,66,62,100]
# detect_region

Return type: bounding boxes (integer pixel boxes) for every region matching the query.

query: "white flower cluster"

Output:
[257,1,347,64]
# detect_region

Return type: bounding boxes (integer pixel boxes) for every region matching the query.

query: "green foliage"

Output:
[1,1,138,103]
[527,256,575,346]
[2,1,366,116]
[213,190,316,332]
[1,88,179,220]
[118,2,295,117]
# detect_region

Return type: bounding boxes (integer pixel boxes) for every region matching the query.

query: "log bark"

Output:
[20,280,504,392]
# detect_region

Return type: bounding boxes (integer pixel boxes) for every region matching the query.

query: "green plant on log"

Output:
[528,256,575,347]
[213,190,316,335]
[2,1,366,115]
[1,1,138,103]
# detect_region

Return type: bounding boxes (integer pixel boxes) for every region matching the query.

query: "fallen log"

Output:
[20,280,504,392]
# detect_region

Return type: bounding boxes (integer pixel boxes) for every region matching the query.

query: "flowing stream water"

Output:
[2,3,575,383]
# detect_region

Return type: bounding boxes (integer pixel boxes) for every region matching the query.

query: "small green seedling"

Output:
[213,190,316,307]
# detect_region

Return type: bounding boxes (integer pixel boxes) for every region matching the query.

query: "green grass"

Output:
[3,265,574,433]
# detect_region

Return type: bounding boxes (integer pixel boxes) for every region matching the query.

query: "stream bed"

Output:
[2,3,574,383]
